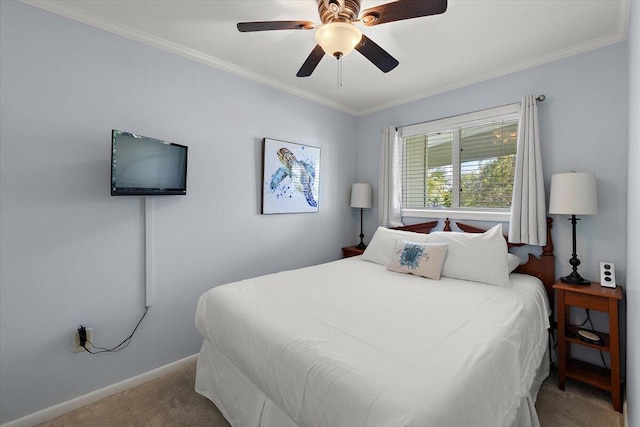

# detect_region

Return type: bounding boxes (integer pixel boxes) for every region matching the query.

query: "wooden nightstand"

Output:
[553,280,623,412]
[342,245,365,258]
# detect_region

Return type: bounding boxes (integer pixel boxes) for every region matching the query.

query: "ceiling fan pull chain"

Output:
[337,55,343,89]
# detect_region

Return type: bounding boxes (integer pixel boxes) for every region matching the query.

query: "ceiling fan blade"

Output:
[297,45,325,77]
[354,35,399,73]
[360,0,447,26]
[237,21,315,32]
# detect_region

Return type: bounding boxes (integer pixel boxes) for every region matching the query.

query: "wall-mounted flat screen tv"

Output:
[111,130,188,196]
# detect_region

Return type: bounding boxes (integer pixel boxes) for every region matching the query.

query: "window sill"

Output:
[401,209,511,222]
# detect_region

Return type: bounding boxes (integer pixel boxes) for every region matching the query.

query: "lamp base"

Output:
[355,242,367,250]
[560,215,591,285]
[560,275,591,285]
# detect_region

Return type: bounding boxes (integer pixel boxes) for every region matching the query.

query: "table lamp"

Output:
[548,171,598,284]
[350,183,372,249]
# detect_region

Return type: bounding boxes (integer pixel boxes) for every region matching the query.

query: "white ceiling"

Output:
[23,0,629,116]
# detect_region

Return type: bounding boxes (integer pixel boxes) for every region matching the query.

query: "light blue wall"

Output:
[0,1,358,423]
[1,0,635,424]
[356,43,629,366]
[626,1,639,424]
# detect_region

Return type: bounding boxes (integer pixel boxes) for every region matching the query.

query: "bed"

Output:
[195,219,556,427]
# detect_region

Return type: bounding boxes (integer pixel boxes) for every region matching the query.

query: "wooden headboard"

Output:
[392,218,556,306]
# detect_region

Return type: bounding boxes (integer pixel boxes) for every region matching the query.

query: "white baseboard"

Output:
[1,353,199,427]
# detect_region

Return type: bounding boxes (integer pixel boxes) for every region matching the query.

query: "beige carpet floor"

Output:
[38,363,623,427]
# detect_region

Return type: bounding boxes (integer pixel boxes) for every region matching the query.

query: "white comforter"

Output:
[195,257,550,427]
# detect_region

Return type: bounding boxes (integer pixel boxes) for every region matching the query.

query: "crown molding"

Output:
[20,0,359,116]
[20,0,630,117]
[361,10,629,116]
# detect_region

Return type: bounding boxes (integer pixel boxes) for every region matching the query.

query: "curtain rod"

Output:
[395,94,546,131]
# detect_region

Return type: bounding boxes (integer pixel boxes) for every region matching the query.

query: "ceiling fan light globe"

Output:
[315,22,362,58]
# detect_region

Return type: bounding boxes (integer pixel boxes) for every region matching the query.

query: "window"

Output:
[398,104,520,220]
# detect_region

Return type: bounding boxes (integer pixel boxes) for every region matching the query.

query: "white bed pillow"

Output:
[508,253,521,273]
[361,227,430,266]
[387,241,448,280]
[426,224,510,287]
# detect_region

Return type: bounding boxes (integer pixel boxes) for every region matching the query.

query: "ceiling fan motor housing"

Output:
[319,0,361,23]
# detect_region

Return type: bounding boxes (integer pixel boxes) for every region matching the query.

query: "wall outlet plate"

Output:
[600,262,616,288]
[73,327,93,353]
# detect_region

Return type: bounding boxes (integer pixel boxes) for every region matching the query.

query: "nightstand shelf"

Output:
[342,245,365,258]
[553,280,623,412]
[565,358,612,391]
[564,325,610,351]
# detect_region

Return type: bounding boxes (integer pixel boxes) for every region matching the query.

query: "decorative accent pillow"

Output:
[426,224,511,287]
[387,241,448,279]
[361,227,430,266]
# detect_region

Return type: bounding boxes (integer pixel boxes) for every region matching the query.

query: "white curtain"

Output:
[509,95,547,245]
[378,126,403,227]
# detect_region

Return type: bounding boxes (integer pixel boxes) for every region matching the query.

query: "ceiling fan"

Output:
[237,0,447,77]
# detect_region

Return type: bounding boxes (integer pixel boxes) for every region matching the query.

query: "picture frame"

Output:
[262,138,320,214]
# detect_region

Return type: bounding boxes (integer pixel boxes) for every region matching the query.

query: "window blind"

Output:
[403,132,453,208]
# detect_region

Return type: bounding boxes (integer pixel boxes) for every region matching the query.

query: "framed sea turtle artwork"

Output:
[262,138,320,214]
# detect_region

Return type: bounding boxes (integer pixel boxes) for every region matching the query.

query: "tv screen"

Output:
[111,130,188,196]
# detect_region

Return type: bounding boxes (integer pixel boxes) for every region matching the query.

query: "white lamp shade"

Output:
[548,172,598,215]
[350,183,372,208]
[315,22,362,58]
